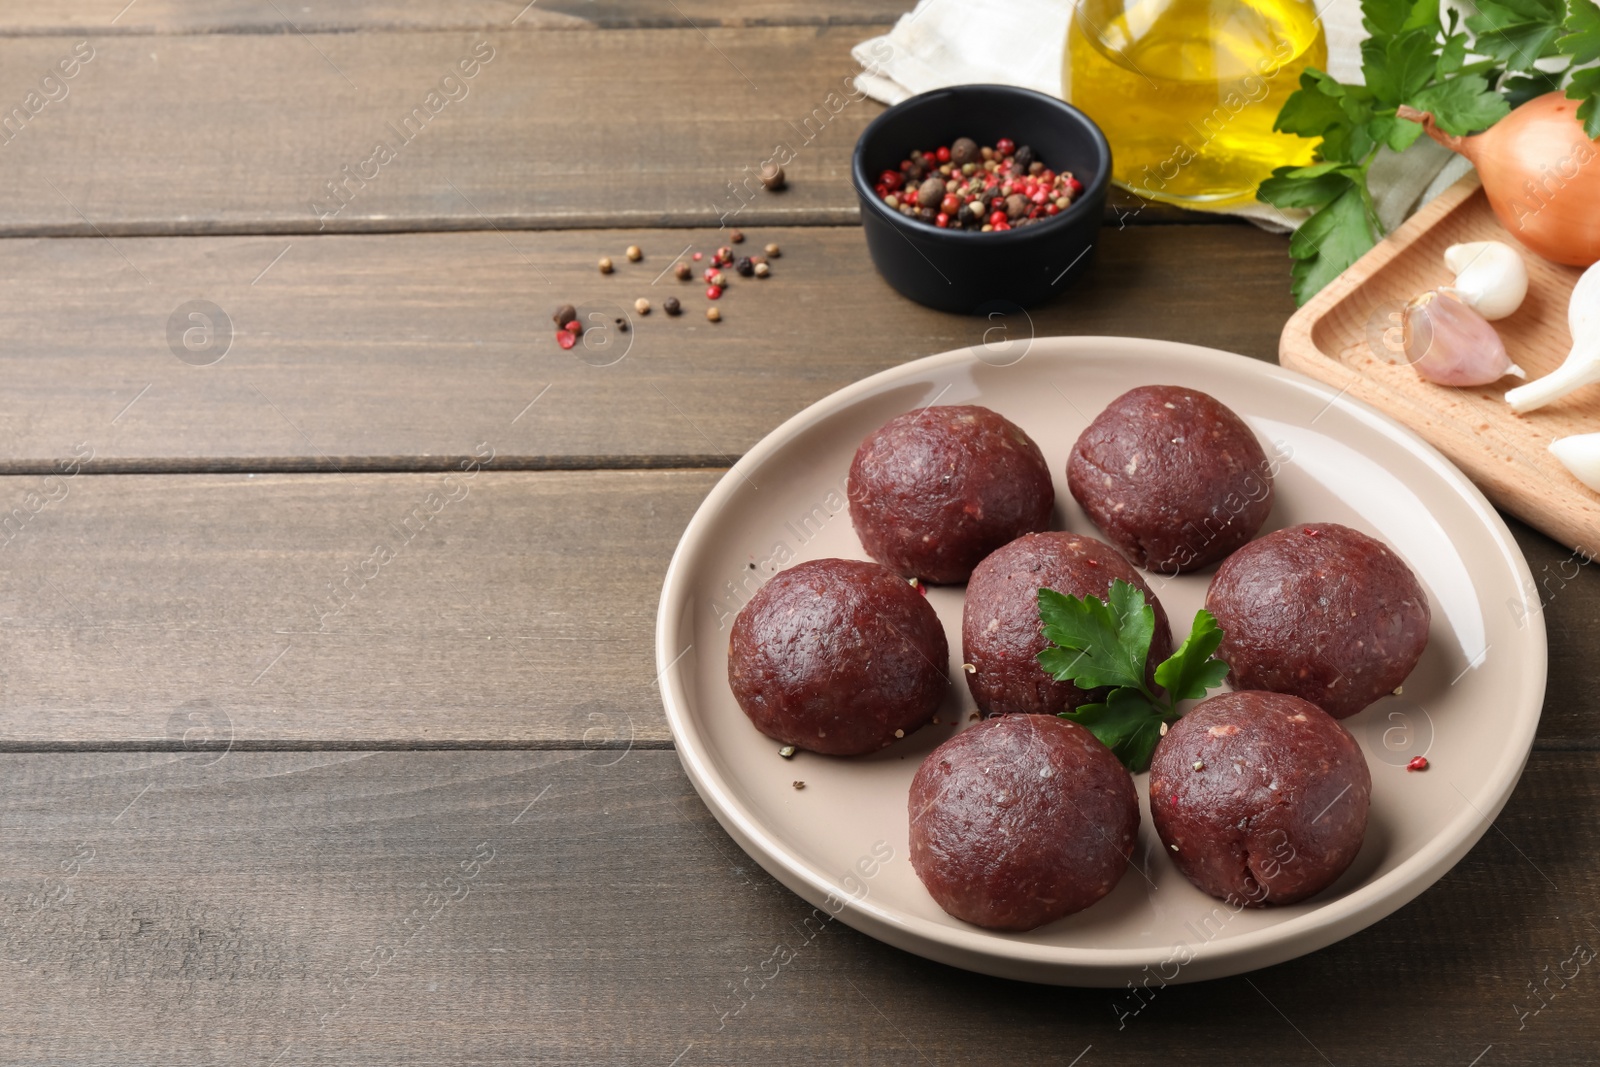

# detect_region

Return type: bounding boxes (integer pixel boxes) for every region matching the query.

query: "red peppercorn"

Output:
[988,210,1007,227]
[556,330,577,350]
[704,268,717,283]
[875,183,888,197]
[936,146,951,163]
[1045,204,1060,215]
[940,194,960,215]
[1407,756,1429,772]
[563,319,582,333]
[880,170,903,192]
[1068,176,1084,193]
[692,252,703,261]
[996,137,1015,156]
[706,285,722,299]
[900,160,912,172]
[993,221,1010,231]
[935,212,949,227]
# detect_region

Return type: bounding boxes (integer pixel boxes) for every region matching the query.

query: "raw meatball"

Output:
[848,405,1053,584]
[1149,691,1371,906]
[963,532,1174,717]
[1068,385,1274,575]
[728,558,949,756]
[1205,522,1430,719]
[909,715,1138,930]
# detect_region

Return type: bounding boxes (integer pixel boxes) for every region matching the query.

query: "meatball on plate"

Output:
[656,337,1546,986]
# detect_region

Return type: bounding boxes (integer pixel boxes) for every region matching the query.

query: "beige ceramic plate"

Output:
[655,336,1546,986]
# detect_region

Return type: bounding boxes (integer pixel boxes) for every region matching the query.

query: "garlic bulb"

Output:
[1550,434,1600,493]
[1402,289,1525,386]
[1505,260,1600,413]
[1443,241,1528,320]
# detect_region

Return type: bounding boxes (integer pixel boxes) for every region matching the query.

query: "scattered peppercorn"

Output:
[562,319,582,333]
[754,262,770,278]
[706,285,722,299]
[1407,756,1429,772]
[692,251,703,261]
[674,262,692,281]
[625,245,642,262]
[663,296,681,315]
[764,243,781,257]
[598,257,613,274]
[792,780,805,789]
[556,330,577,350]
[735,256,755,277]
[553,303,577,326]
[730,229,745,243]
[706,307,721,322]
[634,298,650,315]
[759,162,786,190]
[778,744,795,758]
[872,136,1081,231]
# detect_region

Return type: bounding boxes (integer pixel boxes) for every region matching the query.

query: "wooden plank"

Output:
[0,0,913,35]
[0,470,1593,749]
[0,28,1200,234]
[0,747,1595,1064]
[0,469,716,747]
[0,224,1296,473]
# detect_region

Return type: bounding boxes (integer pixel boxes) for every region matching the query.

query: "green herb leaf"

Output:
[1363,29,1441,103]
[1562,0,1600,62]
[1062,689,1167,772]
[1258,166,1357,209]
[1036,581,1153,693]
[1153,610,1232,702]
[1569,65,1600,138]
[1408,73,1514,134]
[1361,0,1442,39]
[1274,72,1352,140]
[1467,0,1569,70]
[1039,585,1230,772]
[1287,184,1377,306]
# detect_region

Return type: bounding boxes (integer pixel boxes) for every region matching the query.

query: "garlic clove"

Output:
[1550,433,1600,493]
[1402,289,1526,387]
[1443,241,1528,321]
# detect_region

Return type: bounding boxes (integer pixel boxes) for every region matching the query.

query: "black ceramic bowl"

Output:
[852,84,1111,314]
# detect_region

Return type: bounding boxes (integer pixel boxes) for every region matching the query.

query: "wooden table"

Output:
[1,4,1595,1064]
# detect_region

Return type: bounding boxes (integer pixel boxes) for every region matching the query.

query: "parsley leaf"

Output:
[1408,74,1514,134]
[1468,0,1569,70]
[1286,183,1377,306]
[1037,582,1231,772]
[1561,0,1600,136]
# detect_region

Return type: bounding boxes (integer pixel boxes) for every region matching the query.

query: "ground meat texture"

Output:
[848,405,1053,584]
[728,558,949,756]
[963,532,1174,716]
[1149,691,1371,906]
[1205,522,1430,719]
[909,715,1138,930]
[1067,385,1274,575]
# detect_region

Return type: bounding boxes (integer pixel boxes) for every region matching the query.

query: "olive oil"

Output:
[1066,0,1327,207]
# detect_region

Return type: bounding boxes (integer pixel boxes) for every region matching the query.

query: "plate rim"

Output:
[654,336,1548,983]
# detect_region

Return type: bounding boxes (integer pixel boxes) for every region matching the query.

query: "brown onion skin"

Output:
[1401,94,1600,268]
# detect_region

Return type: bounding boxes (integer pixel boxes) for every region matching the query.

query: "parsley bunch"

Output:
[1261,0,1600,305]
[1036,581,1230,772]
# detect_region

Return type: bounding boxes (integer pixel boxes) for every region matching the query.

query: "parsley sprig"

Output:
[1036,581,1230,772]
[1261,0,1600,306]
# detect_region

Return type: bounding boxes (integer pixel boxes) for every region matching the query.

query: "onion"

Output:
[1398,94,1600,267]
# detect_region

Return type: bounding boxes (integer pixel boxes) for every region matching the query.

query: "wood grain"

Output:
[1281,175,1597,561]
[0,470,1593,749]
[0,469,716,747]
[0,0,912,35]
[0,747,1595,1065]
[0,27,1196,235]
[0,224,1296,473]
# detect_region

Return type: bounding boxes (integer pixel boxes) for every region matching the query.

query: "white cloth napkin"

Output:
[851,0,1473,232]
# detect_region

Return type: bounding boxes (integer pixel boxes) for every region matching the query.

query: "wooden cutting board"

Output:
[1280,173,1596,562]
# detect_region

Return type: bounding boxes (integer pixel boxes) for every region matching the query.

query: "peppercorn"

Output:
[759,162,785,190]
[625,245,642,262]
[706,285,722,299]
[916,176,944,208]
[730,229,744,243]
[754,262,770,278]
[1014,144,1037,172]
[709,271,726,287]
[615,317,629,333]
[634,298,650,315]
[950,137,978,165]
[706,307,721,322]
[556,330,577,350]
[598,257,613,274]
[735,256,754,277]
[1006,193,1028,219]
[764,243,780,257]
[663,296,681,315]
[1407,756,1429,772]
[553,303,577,327]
